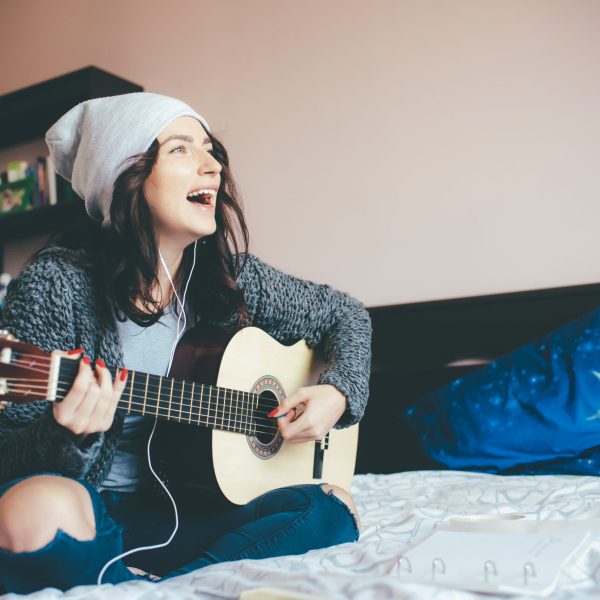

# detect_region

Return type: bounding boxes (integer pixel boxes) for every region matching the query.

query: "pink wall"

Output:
[1,0,599,306]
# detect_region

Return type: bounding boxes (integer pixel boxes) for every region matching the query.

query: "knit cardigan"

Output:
[0,246,371,488]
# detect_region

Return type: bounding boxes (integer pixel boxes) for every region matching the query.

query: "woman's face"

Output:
[143,116,222,251]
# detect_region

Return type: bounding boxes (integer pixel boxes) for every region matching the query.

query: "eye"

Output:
[170,145,186,154]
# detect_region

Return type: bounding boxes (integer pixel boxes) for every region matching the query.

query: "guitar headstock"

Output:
[0,330,54,406]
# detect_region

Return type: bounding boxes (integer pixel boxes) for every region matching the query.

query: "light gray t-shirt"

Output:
[98,308,183,492]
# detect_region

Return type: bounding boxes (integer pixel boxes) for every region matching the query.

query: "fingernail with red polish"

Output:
[82,356,91,366]
[67,348,84,355]
[96,358,106,369]
[267,408,279,418]
[119,368,128,382]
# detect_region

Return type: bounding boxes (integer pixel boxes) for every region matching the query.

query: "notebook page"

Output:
[397,530,591,596]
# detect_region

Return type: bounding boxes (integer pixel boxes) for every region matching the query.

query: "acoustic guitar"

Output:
[0,327,358,504]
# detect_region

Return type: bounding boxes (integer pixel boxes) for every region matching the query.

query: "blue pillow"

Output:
[404,307,600,475]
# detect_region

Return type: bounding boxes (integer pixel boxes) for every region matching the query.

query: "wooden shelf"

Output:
[0,66,143,150]
[0,201,87,242]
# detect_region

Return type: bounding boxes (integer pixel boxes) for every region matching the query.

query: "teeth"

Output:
[187,189,217,198]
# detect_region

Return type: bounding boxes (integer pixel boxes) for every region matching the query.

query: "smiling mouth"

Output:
[186,189,217,206]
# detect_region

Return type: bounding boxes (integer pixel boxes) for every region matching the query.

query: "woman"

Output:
[0,93,371,593]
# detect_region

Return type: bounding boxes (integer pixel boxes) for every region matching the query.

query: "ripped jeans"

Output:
[0,475,359,594]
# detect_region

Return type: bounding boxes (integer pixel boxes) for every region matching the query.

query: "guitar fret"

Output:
[246,392,250,431]
[232,390,235,431]
[244,392,252,433]
[217,385,222,430]
[178,380,184,423]
[227,388,232,431]
[156,376,163,418]
[186,382,193,424]
[227,388,232,432]
[206,386,211,427]
[142,373,149,415]
[251,391,257,435]
[166,377,173,420]
[237,390,242,433]
[217,388,225,431]
[252,394,260,435]
[198,383,204,424]
[217,388,225,429]
[223,388,228,430]
[248,392,253,433]
[215,388,220,430]
[128,370,135,414]
[226,388,232,432]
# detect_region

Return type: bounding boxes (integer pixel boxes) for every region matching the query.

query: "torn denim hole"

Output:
[320,483,360,541]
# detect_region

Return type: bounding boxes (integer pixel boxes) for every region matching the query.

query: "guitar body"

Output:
[212,327,358,505]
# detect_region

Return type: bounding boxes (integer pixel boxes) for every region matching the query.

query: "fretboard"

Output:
[57,359,279,436]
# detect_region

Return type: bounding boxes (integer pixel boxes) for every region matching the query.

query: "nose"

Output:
[198,149,222,175]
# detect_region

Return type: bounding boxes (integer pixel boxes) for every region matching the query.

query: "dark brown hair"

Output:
[52,132,249,326]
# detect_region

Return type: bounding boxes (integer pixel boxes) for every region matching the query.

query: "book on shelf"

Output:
[0,156,77,218]
[35,157,46,208]
[45,154,57,206]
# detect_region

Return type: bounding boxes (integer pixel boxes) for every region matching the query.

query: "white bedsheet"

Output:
[5,471,600,600]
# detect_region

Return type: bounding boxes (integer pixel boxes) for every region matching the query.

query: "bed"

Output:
[4,470,600,599]
[4,283,600,599]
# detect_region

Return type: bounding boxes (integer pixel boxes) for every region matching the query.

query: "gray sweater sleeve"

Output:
[0,252,104,484]
[237,255,372,427]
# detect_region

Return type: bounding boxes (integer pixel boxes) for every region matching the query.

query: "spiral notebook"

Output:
[395,521,595,596]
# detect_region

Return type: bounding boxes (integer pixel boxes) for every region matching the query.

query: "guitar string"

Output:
[5,371,265,406]
[10,354,269,406]
[6,365,274,408]
[4,360,51,375]
[4,380,282,435]
[3,393,282,437]
[8,353,292,405]
[5,376,279,418]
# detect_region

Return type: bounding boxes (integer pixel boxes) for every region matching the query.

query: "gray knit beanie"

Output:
[45,92,210,225]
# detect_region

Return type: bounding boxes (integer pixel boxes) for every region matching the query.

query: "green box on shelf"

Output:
[0,176,35,217]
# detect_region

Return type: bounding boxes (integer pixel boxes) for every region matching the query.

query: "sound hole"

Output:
[255,390,279,445]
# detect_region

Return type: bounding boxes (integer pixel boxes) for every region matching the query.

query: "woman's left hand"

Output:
[271,384,347,443]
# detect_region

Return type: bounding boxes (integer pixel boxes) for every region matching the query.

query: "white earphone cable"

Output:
[97,241,198,585]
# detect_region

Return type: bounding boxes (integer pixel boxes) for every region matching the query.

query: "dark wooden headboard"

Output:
[356,282,600,474]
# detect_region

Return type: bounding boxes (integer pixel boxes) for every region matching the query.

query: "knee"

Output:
[321,484,361,529]
[0,475,96,553]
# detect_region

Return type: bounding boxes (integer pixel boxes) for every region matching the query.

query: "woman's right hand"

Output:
[52,353,128,436]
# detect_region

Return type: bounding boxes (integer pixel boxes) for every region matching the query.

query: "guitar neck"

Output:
[57,359,266,435]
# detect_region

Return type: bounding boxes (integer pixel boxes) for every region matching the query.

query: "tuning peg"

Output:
[0,330,17,341]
